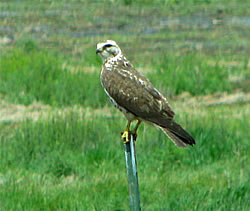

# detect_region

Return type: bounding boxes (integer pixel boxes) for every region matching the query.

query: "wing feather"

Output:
[101,57,174,119]
[101,56,195,147]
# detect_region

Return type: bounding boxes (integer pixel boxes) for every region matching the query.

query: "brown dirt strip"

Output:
[0,92,249,122]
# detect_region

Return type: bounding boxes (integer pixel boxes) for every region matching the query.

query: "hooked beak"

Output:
[96,48,102,54]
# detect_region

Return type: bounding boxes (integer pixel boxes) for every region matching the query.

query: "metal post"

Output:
[124,134,141,211]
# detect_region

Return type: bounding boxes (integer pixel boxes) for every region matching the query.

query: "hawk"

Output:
[96,40,195,148]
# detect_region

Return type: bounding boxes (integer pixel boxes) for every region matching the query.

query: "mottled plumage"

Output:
[96,40,195,147]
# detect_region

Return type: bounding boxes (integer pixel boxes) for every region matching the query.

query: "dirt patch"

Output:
[174,92,250,107]
[0,100,50,122]
[0,92,249,123]
[207,60,250,68]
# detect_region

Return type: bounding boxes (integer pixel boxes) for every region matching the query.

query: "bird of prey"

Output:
[96,40,195,148]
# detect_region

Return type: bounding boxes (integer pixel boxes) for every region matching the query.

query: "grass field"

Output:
[0,0,249,210]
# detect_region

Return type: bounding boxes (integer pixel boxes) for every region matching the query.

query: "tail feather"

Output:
[160,128,187,148]
[157,119,195,148]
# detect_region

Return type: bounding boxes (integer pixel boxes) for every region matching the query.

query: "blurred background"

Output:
[0,0,249,210]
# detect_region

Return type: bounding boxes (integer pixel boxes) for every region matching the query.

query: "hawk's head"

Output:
[96,40,122,62]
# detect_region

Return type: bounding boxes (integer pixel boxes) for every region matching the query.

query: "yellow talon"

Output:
[121,130,130,143]
[121,119,141,143]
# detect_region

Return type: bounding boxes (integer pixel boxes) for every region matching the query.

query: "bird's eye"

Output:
[104,44,113,48]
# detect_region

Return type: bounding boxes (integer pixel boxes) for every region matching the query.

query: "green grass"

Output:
[0,0,249,210]
[0,40,246,106]
[148,53,233,96]
[0,42,105,107]
[0,105,249,210]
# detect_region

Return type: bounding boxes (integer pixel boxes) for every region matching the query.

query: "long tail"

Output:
[158,119,195,148]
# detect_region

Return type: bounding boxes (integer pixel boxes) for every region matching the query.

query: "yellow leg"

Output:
[132,120,141,135]
[121,120,132,143]
[121,119,141,143]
